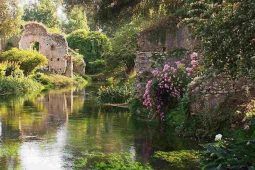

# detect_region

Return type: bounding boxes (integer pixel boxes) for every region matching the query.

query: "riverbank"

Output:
[0,73,89,96]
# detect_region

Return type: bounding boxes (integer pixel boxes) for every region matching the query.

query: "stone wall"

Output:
[135,24,196,77]
[137,26,195,52]
[19,22,73,77]
[188,74,255,115]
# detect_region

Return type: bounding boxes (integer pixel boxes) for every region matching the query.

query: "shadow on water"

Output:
[0,86,198,170]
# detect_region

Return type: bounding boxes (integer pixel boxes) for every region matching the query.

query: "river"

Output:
[0,87,197,170]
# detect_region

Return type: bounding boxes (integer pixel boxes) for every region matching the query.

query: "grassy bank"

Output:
[0,73,89,96]
[0,77,43,95]
[33,73,89,89]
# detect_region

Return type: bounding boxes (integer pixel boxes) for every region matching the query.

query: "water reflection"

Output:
[0,88,197,170]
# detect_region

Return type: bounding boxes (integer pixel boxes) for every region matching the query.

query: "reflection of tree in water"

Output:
[0,140,21,170]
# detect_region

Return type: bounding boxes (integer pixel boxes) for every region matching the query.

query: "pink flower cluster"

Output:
[143,80,153,107]
[142,52,199,121]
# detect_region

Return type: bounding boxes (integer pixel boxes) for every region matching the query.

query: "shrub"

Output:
[0,77,43,95]
[86,59,106,74]
[0,48,48,76]
[201,139,255,169]
[97,83,133,104]
[142,53,198,120]
[74,153,152,170]
[67,30,111,63]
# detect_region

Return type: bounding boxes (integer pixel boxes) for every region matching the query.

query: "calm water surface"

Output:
[0,87,197,170]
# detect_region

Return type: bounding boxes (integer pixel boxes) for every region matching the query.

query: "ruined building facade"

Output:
[19,22,73,77]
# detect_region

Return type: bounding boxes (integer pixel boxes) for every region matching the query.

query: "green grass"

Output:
[33,73,88,89]
[0,77,43,95]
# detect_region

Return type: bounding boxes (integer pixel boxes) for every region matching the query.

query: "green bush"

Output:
[86,59,106,74]
[0,48,48,76]
[0,77,43,95]
[201,139,255,169]
[67,30,111,63]
[74,153,152,170]
[97,83,133,104]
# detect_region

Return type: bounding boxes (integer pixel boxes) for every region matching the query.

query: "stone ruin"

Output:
[135,25,196,75]
[134,22,197,97]
[19,22,73,77]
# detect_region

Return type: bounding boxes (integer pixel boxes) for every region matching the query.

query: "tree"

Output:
[22,0,60,28]
[67,30,111,62]
[62,6,89,34]
[67,29,111,74]
[105,22,141,74]
[0,0,22,37]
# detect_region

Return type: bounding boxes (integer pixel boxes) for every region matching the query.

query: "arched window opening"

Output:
[31,42,40,51]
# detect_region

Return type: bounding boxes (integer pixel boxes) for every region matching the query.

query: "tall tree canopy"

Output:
[22,0,60,28]
[62,6,90,34]
[0,0,21,37]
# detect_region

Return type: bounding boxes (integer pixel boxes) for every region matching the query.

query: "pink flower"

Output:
[175,61,181,67]
[152,69,159,76]
[190,52,198,60]
[191,60,198,66]
[186,67,193,73]
[163,64,170,72]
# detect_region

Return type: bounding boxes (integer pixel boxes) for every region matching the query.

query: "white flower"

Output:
[215,134,223,141]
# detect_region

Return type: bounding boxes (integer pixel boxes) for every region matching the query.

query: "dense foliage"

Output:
[0,48,47,75]
[62,6,90,34]
[22,0,60,29]
[67,30,111,62]
[67,30,111,74]
[142,52,198,120]
[74,153,152,170]
[0,77,43,95]
[185,0,255,78]
[0,0,21,37]
[105,22,140,74]
[202,139,255,169]
[98,83,132,104]
[0,48,48,76]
